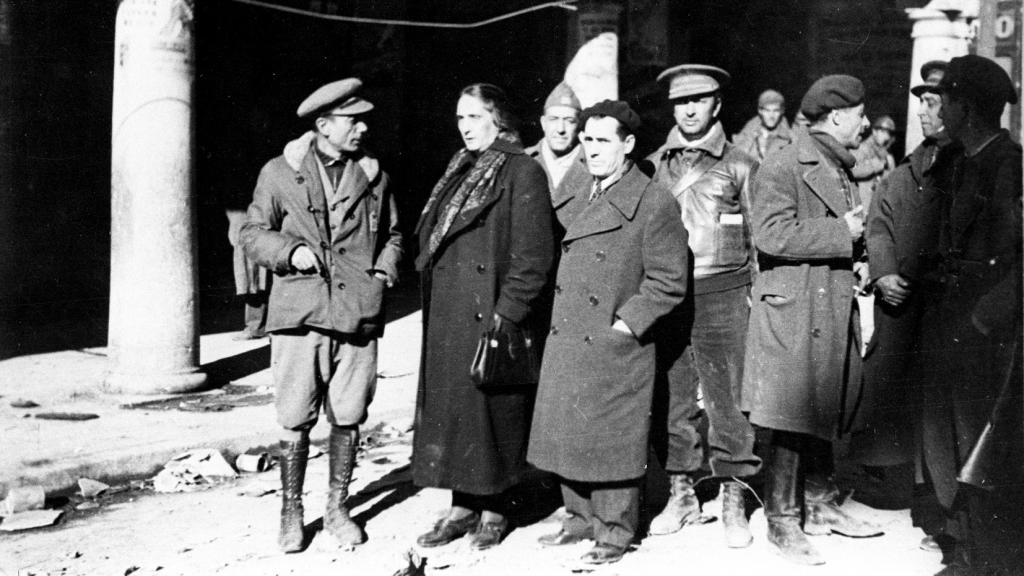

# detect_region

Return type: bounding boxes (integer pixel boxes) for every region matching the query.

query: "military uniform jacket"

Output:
[241,143,403,337]
[742,131,863,440]
[528,162,689,482]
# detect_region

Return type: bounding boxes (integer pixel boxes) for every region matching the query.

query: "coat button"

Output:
[595,251,606,261]
[584,335,593,344]
[319,241,328,249]
[588,295,599,306]
[307,205,316,213]
[550,326,559,335]
[562,244,570,253]
[296,175,305,184]
[554,285,562,295]
[811,328,821,337]
[475,313,484,322]
[477,264,486,274]
[338,247,346,255]
[337,282,346,289]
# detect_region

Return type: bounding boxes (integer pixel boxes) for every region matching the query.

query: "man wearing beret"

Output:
[743,74,880,565]
[733,89,794,162]
[644,64,761,549]
[916,54,1023,575]
[241,78,403,553]
[529,100,689,565]
[525,82,591,211]
[853,62,953,535]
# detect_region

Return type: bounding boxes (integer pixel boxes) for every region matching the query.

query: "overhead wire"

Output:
[227,0,578,29]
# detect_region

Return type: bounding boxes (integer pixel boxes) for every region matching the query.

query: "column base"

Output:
[103,369,208,395]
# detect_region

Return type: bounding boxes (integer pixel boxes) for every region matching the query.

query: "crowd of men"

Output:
[242,53,1021,574]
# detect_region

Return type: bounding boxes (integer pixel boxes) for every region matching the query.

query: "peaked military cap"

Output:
[657,64,731,99]
[297,78,374,119]
[911,60,947,97]
[758,89,785,108]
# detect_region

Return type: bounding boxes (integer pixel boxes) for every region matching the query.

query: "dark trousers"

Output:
[653,284,761,478]
[560,479,640,548]
[243,292,268,335]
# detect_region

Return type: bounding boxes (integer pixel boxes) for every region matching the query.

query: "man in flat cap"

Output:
[241,78,403,553]
[853,63,953,538]
[916,54,1023,575]
[526,83,591,210]
[743,74,880,565]
[529,100,689,565]
[851,114,897,215]
[733,89,794,162]
[644,63,761,549]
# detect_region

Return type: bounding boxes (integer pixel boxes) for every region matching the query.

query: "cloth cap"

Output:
[544,82,581,112]
[296,78,375,119]
[872,115,896,131]
[938,54,1018,105]
[800,74,865,121]
[758,89,785,108]
[911,60,947,97]
[580,100,642,135]
[657,64,730,99]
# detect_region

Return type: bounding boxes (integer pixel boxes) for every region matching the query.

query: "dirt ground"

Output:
[3,425,945,576]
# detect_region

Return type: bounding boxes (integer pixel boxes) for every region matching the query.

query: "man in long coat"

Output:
[528,100,689,565]
[743,75,876,565]
[242,78,403,552]
[918,55,1022,575]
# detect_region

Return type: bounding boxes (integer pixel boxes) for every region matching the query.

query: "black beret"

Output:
[938,54,1018,106]
[800,75,865,121]
[580,100,642,135]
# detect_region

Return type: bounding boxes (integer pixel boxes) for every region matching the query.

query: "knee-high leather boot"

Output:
[325,426,365,547]
[766,442,824,565]
[278,437,309,553]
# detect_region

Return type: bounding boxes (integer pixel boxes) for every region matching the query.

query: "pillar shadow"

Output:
[200,343,271,388]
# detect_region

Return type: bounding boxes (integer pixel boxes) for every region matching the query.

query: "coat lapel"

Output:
[562,164,645,243]
[798,137,849,217]
[299,150,330,241]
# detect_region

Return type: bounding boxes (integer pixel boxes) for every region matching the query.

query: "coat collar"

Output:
[795,132,853,217]
[562,162,647,243]
[653,122,728,159]
[551,152,590,209]
[284,130,379,184]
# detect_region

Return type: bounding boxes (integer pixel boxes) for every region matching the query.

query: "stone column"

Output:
[106,0,206,394]
[904,2,975,152]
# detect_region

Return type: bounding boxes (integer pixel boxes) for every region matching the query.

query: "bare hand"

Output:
[844,206,864,240]
[290,245,322,274]
[875,274,911,306]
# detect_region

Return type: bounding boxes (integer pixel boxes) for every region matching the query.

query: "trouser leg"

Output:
[590,480,640,549]
[765,430,823,565]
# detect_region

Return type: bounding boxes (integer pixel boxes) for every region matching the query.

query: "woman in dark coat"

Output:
[411,83,555,550]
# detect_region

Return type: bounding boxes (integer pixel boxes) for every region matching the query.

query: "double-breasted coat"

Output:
[742,132,864,440]
[528,163,689,483]
[240,143,402,337]
[411,139,555,495]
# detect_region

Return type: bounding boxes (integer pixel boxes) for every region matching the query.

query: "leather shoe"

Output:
[538,528,594,547]
[580,542,627,565]
[469,518,508,550]
[416,513,480,548]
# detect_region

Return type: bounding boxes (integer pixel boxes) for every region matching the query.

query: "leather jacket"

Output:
[648,122,758,287]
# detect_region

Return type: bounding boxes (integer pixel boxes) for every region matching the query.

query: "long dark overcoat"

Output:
[528,163,689,483]
[742,133,863,440]
[411,140,555,495]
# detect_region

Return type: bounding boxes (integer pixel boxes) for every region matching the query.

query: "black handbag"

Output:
[469,315,540,389]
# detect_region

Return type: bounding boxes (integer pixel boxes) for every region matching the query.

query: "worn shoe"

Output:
[920,535,941,552]
[648,473,701,535]
[325,427,365,547]
[803,500,883,538]
[768,519,825,566]
[232,329,266,341]
[538,527,594,547]
[580,543,627,565]
[416,513,480,548]
[469,518,509,550]
[278,438,309,553]
[721,481,753,548]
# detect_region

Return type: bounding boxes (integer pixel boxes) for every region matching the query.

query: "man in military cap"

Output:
[733,89,794,162]
[855,61,952,499]
[852,114,897,214]
[241,78,403,553]
[917,54,1022,575]
[526,82,590,204]
[529,100,689,565]
[644,63,761,549]
[743,74,880,565]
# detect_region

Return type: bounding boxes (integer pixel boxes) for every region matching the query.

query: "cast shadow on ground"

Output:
[200,343,271,389]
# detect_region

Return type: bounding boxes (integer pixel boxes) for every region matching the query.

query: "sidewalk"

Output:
[0,310,423,499]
